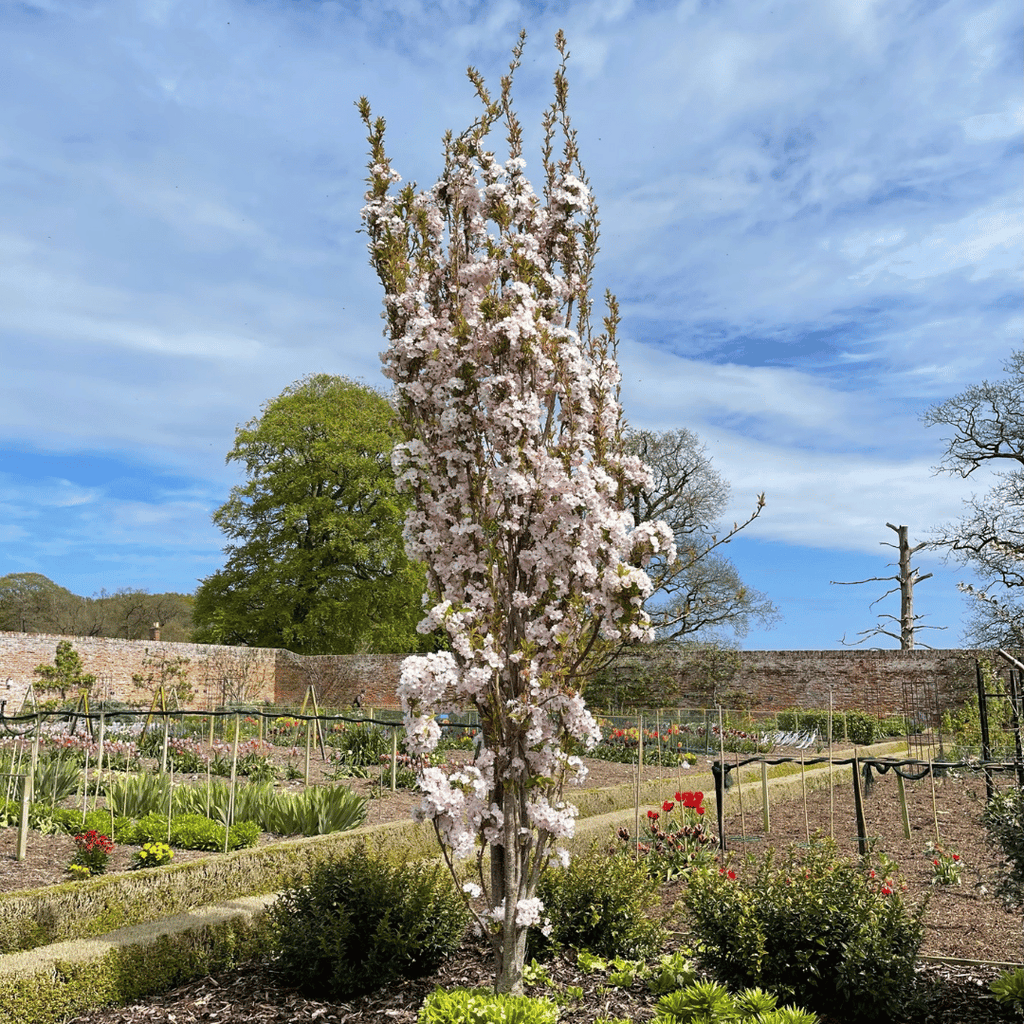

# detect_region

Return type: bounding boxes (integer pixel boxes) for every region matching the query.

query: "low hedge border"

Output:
[0,899,274,1024]
[0,815,438,956]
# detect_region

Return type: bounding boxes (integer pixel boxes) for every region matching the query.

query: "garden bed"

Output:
[4,746,1019,1024]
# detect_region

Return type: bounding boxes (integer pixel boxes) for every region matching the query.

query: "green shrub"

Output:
[49,807,135,843]
[845,711,877,746]
[168,813,258,851]
[268,842,467,1000]
[121,811,258,850]
[124,811,169,844]
[530,847,665,960]
[418,987,558,1024]
[682,839,925,1023]
[982,785,1024,906]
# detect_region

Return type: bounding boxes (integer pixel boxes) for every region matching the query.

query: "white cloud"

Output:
[851,195,1023,284]
[962,107,1024,141]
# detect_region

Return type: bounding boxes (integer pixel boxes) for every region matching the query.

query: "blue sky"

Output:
[0,0,1020,649]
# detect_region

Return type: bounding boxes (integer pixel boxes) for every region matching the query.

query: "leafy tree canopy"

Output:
[192,373,431,655]
[0,573,193,641]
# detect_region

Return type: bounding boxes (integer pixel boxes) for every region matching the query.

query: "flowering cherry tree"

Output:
[358,31,674,994]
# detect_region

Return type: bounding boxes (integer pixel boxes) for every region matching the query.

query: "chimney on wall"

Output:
[148,622,161,642]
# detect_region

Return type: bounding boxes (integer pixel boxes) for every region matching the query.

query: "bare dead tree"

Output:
[831,523,948,649]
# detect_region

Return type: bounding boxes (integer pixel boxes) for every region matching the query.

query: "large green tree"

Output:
[192,374,430,654]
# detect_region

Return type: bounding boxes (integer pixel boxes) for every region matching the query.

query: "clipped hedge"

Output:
[0,817,437,956]
[0,907,273,1024]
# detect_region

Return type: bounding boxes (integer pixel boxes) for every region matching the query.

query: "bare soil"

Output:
[2,742,1021,1023]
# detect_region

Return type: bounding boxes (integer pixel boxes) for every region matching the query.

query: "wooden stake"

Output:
[16,774,29,861]
[81,745,90,825]
[29,715,40,805]
[160,704,170,776]
[226,713,240,855]
[828,689,835,839]
[761,760,770,834]
[929,751,941,845]
[736,744,746,840]
[897,772,911,839]
[633,713,642,861]
[390,728,398,792]
[304,718,312,786]
[800,752,810,844]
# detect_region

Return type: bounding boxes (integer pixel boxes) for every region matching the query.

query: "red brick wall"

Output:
[0,631,985,717]
[0,631,276,710]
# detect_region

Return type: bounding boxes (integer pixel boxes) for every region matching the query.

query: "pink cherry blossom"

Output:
[358,31,673,995]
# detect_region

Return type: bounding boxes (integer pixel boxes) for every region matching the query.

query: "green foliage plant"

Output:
[417,986,558,1024]
[105,772,170,819]
[989,966,1024,1014]
[50,808,134,843]
[331,722,390,765]
[681,838,925,1023]
[982,784,1024,905]
[268,842,467,1000]
[530,847,665,961]
[261,783,367,836]
[652,980,819,1024]
[33,640,96,701]
[33,756,83,804]
[646,951,698,995]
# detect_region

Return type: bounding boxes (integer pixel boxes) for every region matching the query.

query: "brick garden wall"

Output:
[0,630,986,717]
[594,647,982,718]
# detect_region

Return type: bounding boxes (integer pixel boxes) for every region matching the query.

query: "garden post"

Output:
[760,760,770,834]
[29,713,40,803]
[712,759,726,853]
[304,717,312,786]
[896,772,911,839]
[852,755,868,857]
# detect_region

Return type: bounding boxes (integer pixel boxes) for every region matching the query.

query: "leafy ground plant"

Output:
[653,979,819,1023]
[418,987,558,1023]
[989,966,1024,1015]
[682,837,926,1023]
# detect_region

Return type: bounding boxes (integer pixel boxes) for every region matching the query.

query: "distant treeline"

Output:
[0,572,194,642]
